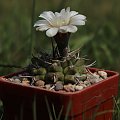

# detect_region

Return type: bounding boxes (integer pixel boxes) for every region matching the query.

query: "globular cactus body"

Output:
[28,49,87,85]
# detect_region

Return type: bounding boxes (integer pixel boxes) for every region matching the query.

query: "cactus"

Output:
[27,48,88,85]
[47,63,63,72]
[64,75,76,84]
[34,75,45,81]
[31,68,46,75]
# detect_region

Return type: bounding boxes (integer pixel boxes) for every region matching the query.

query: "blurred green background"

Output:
[0,0,120,75]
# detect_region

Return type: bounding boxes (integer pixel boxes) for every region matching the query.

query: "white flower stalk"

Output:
[34,7,86,37]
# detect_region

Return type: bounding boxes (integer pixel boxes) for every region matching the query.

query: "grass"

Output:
[45,97,72,120]
[0,100,3,120]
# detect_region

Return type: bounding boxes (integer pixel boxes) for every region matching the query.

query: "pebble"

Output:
[12,76,20,79]
[99,77,104,81]
[79,81,84,84]
[45,84,51,90]
[75,85,83,91]
[1,78,9,81]
[80,84,87,88]
[64,84,75,92]
[49,85,55,90]
[14,78,21,83]
[35,80,45,87]
[76,80,84,87]
[8,78,21,83]
[55,81,64,91]
[8,78,14,82]
[22,81,30,85]
[87,73,100,83]
[84,80,91,86]
[22,78,30,86]
[5,69,108,92]
[84,80,89,84]
[97,71,107,79]
[22,78,29,81]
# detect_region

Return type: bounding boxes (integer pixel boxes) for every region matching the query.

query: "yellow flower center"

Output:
[53,17,70,27]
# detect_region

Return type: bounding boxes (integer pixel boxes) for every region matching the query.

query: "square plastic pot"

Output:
[0,68,119,120]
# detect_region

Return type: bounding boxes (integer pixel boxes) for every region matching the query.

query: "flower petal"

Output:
[55,12,60,17]
[34,20,49,27]
[59,26,68,33]
[60,25,77,33]
[39,11,55,19]
[66,25,78,33]
[46,28,58,37]
[39,11,55,25]
[36,24,50,31]
[69,11,78,17]
[70,14,86,25]
[71,14,86,20]
[70,20,85,26]
[66,7,70,12]
[60,8,66,14]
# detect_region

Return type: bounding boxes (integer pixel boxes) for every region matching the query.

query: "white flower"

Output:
[34,7,86,37]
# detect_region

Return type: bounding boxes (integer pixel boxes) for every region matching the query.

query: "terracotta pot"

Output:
[0,68,119,120]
